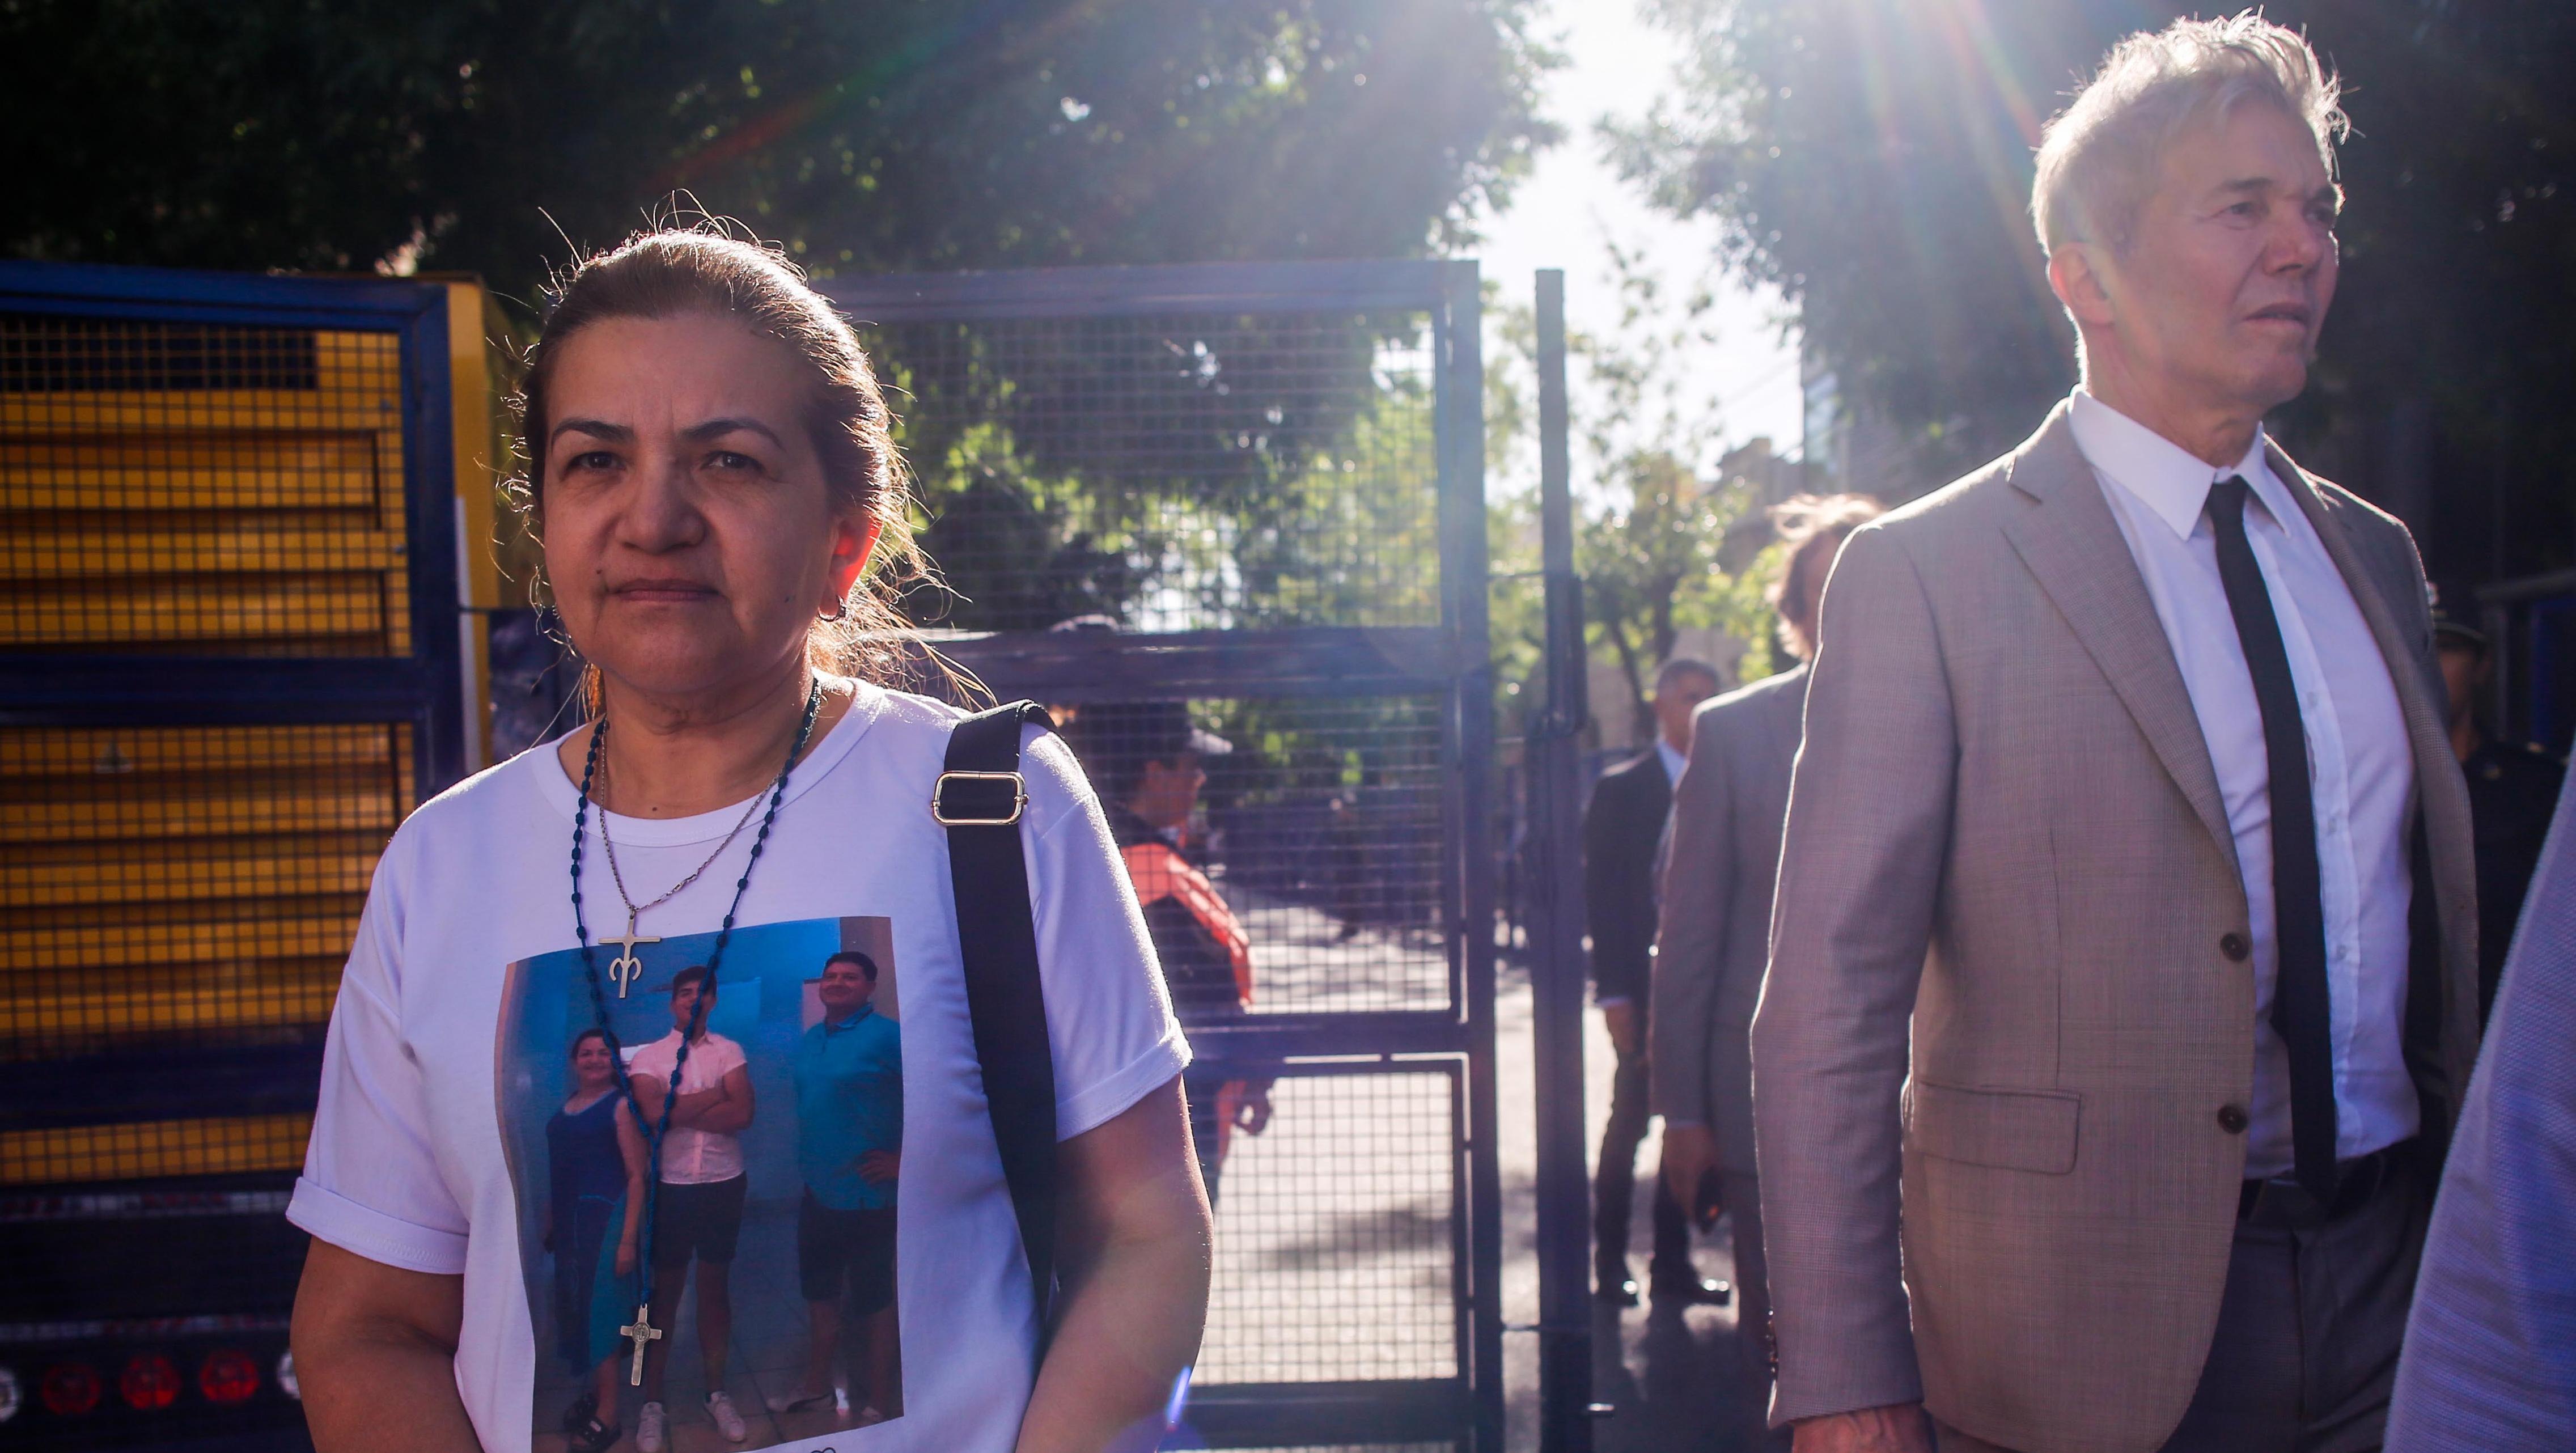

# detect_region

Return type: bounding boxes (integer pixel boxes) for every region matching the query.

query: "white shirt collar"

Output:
[1656,737,1688,785]
[2067,389,2291,540]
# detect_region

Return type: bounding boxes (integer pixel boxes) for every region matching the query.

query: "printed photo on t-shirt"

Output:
[497,916,906,1452]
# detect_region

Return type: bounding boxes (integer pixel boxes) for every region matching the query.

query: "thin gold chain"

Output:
[595,744,771,921]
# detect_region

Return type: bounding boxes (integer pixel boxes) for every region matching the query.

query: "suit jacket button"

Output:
[2217,1104,2249,1134]
[2219,932,2251,962]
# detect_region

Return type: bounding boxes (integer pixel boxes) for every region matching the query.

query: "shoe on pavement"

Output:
[1650,1270,1733,1307]
[1595,1272,1642,1308]
[707,1389,750,1442]
[635,1400,668,1453]
[765,1383,829,1413]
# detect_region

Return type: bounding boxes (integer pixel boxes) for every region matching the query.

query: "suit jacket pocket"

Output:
[1908,1081,2081,1175]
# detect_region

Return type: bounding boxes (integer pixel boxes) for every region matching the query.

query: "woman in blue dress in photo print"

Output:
[546,1028,648,1452]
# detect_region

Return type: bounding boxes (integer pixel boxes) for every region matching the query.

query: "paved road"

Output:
[1494,955,1781,1453]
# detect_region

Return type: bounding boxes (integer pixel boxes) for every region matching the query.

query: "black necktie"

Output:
[2207,477,2338,1200]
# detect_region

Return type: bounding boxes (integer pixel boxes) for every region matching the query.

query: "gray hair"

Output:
[2031,12,2346,255]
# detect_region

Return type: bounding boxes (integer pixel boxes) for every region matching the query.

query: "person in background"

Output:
[1069,701,1273,1203]
[626,964,756,1448]
[545,1029,648,1453]
[2433,605,2566,1021]
[1327,791,1368,943]
[1753,18,2477,1452]
[1586,655,1724,1307]
[1654,493,1880,1431]
[2384,770,2576,1450]
[770,950,904,1425]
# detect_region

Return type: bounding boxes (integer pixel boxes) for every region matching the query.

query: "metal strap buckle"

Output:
[932,770,1029,826]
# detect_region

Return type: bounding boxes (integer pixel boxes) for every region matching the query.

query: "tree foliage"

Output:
[4,0,1557,301]
[2,0,1560,641]
[1488,249,1778,748]
[1615,0,2576,587]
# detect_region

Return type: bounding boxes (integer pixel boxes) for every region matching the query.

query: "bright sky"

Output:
[1475,0,1803,494]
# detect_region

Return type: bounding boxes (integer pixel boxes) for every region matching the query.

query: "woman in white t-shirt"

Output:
[287,227,1212,1453]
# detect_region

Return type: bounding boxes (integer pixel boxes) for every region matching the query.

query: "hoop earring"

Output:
[819,599,848,622]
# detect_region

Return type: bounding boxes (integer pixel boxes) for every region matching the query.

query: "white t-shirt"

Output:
[625,1030,748,1183]
[286,683,1190,1452]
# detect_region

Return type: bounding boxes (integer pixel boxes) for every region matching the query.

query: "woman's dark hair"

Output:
[513,224,942,688]
[569,1027,609,1058]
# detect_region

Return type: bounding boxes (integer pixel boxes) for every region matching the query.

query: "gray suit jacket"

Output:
[1653,663,1808,1179]
[1752,404,2480,1453]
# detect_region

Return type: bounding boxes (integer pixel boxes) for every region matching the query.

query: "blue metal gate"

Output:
[818,259,1501,1450]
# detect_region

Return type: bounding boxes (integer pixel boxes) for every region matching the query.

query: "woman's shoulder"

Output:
[849,683,1099,836]
[366,742,568,883]
[414,738,566,823]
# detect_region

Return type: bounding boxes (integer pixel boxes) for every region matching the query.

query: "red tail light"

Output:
[39,1363,102,1417]
[199,1348,260,1404]
[118,1353,179,1411]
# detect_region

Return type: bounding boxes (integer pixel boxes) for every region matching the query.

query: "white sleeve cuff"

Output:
[287,1177,470,1276]
[1056,1024,1194,1141]
[1595,995,1635,1009]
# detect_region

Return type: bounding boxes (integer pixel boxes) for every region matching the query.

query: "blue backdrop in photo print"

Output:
[493,914,899,1278]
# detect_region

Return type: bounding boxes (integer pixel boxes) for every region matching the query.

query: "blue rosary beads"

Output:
[566,679,823,1384]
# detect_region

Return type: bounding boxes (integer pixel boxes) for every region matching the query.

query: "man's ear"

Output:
[2049,243,2120,333]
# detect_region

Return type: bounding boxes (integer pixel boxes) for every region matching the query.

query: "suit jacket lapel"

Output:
[2001,405,2240,873]
[2266,443,2477,948]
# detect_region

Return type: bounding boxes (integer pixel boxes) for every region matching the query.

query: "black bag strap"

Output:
[937,700,1061,1335]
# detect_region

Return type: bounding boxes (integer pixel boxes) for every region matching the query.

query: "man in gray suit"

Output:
[1753,16,2480,1453]
[1654,493,1879,1431]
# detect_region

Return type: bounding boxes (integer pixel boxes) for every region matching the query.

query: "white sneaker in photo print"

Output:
[635,1400,668,1453]
[706,1388,749,1442]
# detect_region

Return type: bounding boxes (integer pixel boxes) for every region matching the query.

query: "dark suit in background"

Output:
[1585,745,1691,1291]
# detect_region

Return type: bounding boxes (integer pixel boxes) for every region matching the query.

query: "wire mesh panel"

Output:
[1058,694,1451,1016]
[835,260,1499,1450]
[863,312,1440,635]
[2,725,406,1069]
[1,316,415,658]
[1193,1070,1460,1386]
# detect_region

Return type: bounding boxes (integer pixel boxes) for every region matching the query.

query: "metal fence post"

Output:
[1531,269,1596,1452]
[1438,259,1508,1453]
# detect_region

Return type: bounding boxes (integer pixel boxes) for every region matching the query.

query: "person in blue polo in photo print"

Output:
[769,949,905,1426]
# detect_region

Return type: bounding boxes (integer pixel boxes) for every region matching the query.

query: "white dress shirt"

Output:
[1656,737,1688,790]
[2069,391,2419,1176]
[626,1028,749,1183]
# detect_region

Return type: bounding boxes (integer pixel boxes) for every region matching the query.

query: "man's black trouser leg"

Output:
[1594,1015,1690,1283]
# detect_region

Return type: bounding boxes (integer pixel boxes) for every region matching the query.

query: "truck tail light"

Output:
[118,1353,179,1411]
[200,1348,261,1404]
[40,1362,102,1417]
